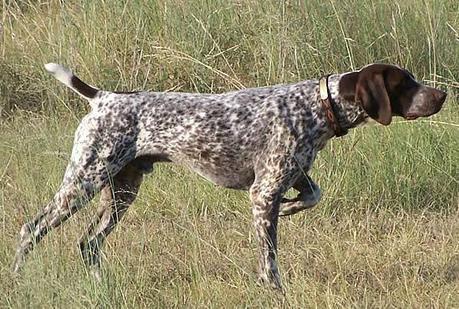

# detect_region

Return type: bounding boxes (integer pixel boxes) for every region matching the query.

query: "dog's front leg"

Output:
[279,174,321,216]
[249,158,299,289]
[250,182,283,289]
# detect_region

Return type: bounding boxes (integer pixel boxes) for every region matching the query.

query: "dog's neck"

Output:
[320,73,369,135]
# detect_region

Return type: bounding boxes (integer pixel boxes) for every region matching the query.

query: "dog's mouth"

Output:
[404,114,419,120]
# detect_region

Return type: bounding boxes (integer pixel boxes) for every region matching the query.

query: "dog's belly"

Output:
[188,164,254,190]
[169,154,254,190]
[132,151,254,189]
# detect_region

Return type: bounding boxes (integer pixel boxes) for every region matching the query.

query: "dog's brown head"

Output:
[339,64,447,125]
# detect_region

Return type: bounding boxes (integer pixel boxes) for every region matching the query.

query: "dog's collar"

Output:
[319,75,348,137]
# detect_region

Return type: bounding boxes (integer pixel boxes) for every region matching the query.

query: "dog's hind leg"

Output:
[78,162,144,281]
[11,136,131,274]
[12,165,112,274]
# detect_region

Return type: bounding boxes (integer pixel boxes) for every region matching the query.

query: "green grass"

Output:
[0,0,458,307]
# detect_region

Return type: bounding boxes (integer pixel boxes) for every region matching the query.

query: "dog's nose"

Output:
[435,90,447,104]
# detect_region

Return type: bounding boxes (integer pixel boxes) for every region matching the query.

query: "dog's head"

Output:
[339,64,447,125]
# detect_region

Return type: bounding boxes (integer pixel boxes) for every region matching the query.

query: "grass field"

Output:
[1,0,458,307]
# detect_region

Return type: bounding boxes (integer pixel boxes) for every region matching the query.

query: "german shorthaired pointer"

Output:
[13,63,446,289]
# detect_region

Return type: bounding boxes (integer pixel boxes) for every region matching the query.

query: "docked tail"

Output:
[44,63,100,100]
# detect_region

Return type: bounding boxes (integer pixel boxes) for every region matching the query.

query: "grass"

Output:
[0,0,458,307]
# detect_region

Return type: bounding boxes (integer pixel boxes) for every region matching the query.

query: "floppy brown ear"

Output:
[356,73,392,125]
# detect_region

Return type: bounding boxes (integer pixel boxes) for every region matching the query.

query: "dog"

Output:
[12,63,446,289]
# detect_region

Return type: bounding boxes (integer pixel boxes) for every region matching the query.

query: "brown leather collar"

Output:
[319,75,348,137]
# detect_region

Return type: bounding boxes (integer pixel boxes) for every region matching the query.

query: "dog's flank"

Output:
[13,63,446,289]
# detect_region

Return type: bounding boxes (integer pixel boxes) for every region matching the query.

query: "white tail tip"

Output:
[44,63,73,87]
[44,62,62,74]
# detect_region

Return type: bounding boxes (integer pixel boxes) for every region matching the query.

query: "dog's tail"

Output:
[44,63,100,101]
